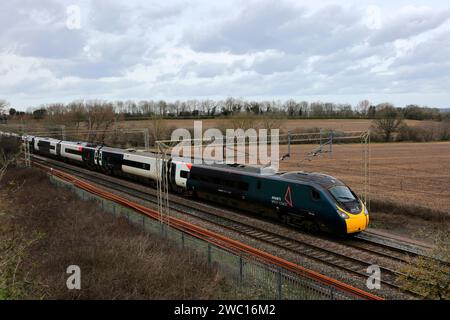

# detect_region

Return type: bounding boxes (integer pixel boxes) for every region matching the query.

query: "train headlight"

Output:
[337,209,349,219]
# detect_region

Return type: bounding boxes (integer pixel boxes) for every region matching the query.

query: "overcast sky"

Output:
[1,0,450,110]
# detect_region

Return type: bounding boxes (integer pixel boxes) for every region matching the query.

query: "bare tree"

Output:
[45,103,67,124]
[224,113,258,131]
[86,101,118,143]
[357,100,370,116]
[259,114,284,131]
[372,105,403,141]
[149,115,168,144]
[67,101,87,133]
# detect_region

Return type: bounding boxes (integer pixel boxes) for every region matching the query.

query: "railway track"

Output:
[32,155,430,299]
[32,159,383,300]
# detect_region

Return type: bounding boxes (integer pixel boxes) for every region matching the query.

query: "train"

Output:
[0,131,369,235]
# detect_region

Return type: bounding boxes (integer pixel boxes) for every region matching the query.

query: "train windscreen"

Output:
[329,186,357,203]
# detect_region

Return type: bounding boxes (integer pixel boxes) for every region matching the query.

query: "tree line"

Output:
[1,98,448,122]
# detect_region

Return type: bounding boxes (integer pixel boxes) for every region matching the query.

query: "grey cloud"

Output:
[89,0,132,34]
[251,53,306,75]
[369,8,450,45]
[393,32,450,67]
[185,2,368,55]
[18,27,85,59]
[0,0,86,59]
[177,61,232,78]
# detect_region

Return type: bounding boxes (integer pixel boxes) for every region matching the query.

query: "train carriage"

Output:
[121,151,163,182]
[34,137,60,156]
[59,141,85,162]
[187,163,369,235]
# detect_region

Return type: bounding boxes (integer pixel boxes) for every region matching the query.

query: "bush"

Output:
[396,123,450,142]
[0,136,21,159]
[397,124,426,142]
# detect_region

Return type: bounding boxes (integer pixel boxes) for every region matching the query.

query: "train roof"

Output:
[100,146,159,158]
[35,136,61,142]
[60,140,89,146]
[99,146,126,154]
[192,162,345,189]
[280,172,345,189]
[192,162,280,175]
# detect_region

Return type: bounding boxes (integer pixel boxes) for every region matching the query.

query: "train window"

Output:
[257,181,261,189]
[38,141,50,147]
[66,148,82,155]
[123,159,150,170]
[311,188,321,201]
[180,171,190,179]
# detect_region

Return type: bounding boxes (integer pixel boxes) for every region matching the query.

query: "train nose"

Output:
[345,213,369,234]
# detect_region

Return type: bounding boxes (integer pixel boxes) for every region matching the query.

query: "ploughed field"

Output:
[118,118,434,132]
[279,142,450,215]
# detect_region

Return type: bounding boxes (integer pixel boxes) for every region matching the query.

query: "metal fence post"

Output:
[277,268,282,300]
[330,131,333,155]
[181,233,185,249]
[239,256,243,285]
[207,243,212,265]
[287,131,291,158]
[319,128,322,152]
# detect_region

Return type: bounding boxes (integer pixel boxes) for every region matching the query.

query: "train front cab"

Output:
[328,185,369,234]
[336,203,369,234]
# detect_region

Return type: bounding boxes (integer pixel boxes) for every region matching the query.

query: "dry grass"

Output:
[0,168,239,300]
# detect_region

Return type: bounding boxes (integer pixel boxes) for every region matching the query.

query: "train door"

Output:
[38,141,51,155]
[94,147,103,167]
[30,138,35,153]
[169,160,176,186]
[56,142,61,157]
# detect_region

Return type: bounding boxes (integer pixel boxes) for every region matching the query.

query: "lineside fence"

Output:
[48,175,374,300]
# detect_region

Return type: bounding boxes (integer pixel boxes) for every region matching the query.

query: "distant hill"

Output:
[441,108,450,113]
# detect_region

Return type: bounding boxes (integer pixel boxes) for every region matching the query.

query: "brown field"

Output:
[3,117,426,132]
[279,142,450,216]
[117,118,435,132]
